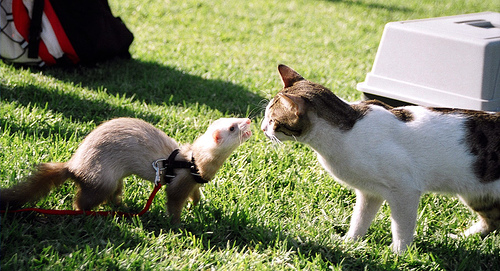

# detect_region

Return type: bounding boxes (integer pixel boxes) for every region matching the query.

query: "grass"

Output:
[1,0,499,269]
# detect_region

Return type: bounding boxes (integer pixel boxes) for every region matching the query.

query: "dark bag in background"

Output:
[0,0,134,67]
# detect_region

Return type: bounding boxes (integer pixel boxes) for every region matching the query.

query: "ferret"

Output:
[0,117,252,223]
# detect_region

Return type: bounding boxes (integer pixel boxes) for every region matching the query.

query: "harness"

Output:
[152,149,208,185]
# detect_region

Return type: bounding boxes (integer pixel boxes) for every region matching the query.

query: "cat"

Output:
[1,117,252,224]
[261,64,500,253]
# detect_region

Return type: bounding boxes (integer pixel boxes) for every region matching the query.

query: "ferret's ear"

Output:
[212,130,222,144]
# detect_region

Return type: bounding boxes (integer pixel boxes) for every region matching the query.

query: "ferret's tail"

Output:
[0,162,71,210]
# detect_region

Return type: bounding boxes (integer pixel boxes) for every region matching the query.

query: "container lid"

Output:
[397,12,500,40]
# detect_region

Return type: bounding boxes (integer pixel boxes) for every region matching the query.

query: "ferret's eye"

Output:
[229,126,235,132]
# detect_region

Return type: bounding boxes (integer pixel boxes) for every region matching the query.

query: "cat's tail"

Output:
[0,162,71,210]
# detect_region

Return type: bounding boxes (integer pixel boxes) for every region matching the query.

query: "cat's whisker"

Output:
[262,132,281,147]
[270,135,283,145]
[247,103,266,120]
[258,98,271,109]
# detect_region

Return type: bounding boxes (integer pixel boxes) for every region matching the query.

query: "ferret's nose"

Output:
[245,118,251,124]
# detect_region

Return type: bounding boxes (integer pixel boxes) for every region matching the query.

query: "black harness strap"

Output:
[160,149,208,184]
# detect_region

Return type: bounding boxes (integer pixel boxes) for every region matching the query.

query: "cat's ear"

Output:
[278,64,305,88]
[278,93,306,116]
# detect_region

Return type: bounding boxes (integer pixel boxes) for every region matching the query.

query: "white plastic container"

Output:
[357,12,500,111]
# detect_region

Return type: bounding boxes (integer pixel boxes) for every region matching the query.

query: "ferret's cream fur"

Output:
[0,117,252,224]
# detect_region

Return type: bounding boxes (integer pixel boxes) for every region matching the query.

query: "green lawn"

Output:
[1,0,499,270]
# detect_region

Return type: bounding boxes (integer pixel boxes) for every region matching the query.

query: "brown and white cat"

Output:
[261,64,500,253]
[1,117,252,224]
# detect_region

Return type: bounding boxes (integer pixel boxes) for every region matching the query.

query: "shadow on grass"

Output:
[1,58,265,135]
[177,206,374,269]
[412,236,500,270]
[3,203,498,270]
[41,58,264,115]
[0,207,380,270]
[324,0,413,13]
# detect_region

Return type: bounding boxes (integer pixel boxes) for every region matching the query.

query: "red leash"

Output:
[0,184,163,217]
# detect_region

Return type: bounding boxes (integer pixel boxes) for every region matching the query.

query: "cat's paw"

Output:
[390,242,407,255]
[343,234,360,242]
[463,220,493,237]
[390,238,414,254]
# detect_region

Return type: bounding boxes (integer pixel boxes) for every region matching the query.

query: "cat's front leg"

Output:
[345,189,384,240]
[386,191,421,254]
